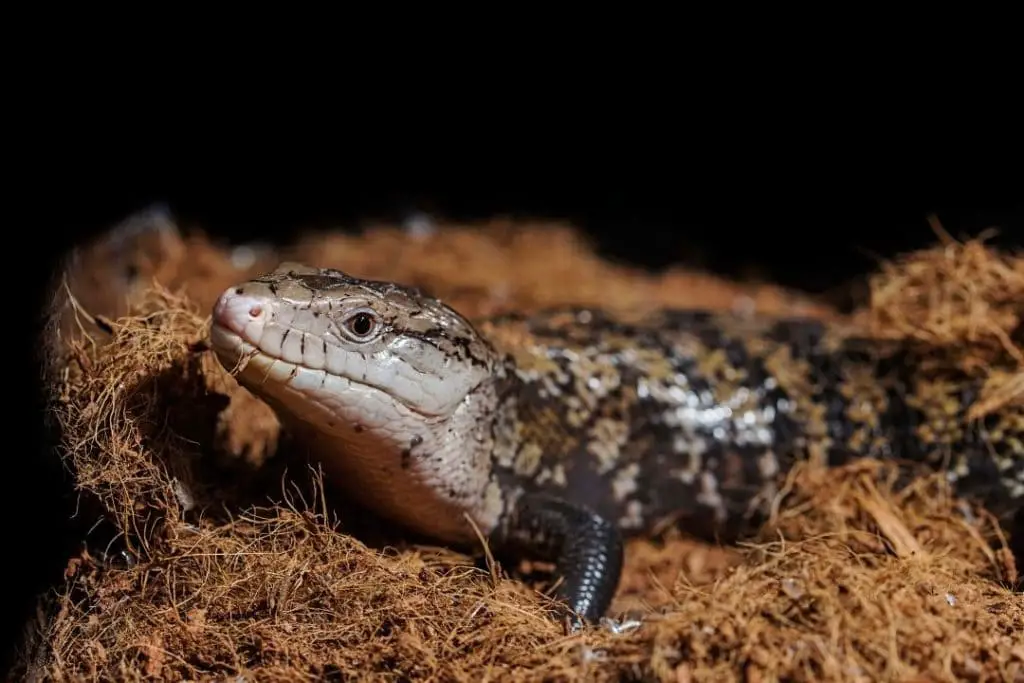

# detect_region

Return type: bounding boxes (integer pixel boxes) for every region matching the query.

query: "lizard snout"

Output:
[213,287,269,337]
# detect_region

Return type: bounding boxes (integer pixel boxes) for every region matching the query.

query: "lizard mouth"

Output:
[208,322,315,401]
[208,322,281,380]
[208,321,445,420]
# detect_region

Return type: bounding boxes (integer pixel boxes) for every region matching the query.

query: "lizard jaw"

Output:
[209,320,438,438]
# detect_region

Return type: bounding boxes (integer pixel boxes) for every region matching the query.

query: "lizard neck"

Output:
[275,352,523,545]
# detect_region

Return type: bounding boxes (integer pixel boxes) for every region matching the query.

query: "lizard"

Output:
[208,262,1024,629]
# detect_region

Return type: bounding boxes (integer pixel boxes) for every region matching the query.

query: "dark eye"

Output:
[344,311,377,339]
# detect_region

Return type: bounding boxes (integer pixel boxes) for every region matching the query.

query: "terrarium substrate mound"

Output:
[22,220,1024,681]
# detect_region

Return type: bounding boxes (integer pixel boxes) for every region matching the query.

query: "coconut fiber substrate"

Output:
[18,213,1024,682]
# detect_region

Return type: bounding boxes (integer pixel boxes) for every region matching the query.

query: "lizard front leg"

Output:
[493,492,624,628]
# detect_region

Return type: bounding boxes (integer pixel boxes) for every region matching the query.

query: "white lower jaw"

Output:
[210,324,313,404]
[209,323,249,371]
[209,322,448,419]
[209,323,420,437]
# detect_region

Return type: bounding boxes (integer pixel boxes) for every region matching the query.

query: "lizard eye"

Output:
[341,310,379,341]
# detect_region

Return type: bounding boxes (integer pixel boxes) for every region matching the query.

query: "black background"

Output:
[35,173,1024,292]
[10,143,1023,672]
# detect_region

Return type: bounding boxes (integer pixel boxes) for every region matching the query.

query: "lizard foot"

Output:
[496,493,625,628]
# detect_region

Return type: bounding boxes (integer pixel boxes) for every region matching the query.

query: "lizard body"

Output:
[209,263,1024,626]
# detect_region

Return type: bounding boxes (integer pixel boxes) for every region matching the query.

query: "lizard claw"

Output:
[599,616,643,635]
[556,605,586,635]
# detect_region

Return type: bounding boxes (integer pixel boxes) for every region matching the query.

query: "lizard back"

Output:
[480,307,1024,542]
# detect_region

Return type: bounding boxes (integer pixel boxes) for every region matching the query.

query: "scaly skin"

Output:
[209,263,1024,627]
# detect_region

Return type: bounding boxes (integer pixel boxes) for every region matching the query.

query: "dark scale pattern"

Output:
[481,308,1024,547]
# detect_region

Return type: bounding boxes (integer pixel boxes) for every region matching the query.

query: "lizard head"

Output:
[209,262,501,431]
[210,262,512,542]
